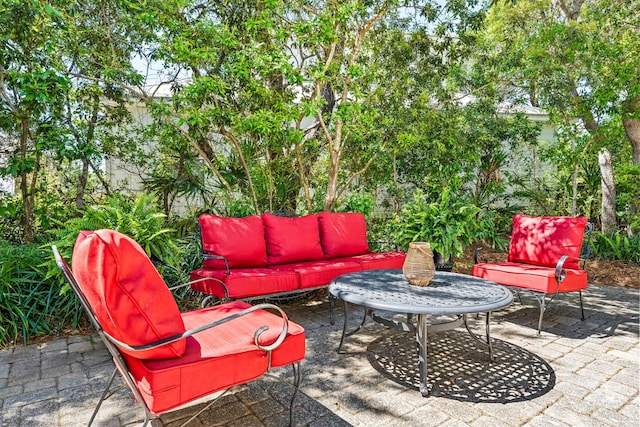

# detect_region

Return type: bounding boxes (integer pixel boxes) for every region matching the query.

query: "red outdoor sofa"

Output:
[189,212,406,311]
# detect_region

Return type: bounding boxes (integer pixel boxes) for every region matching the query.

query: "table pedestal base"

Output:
[337,303,496,397]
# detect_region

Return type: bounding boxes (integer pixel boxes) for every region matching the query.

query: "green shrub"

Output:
[591,231,640,264]
[0,196,25,244]
[0,241,80,348]
[390,188,509,260]
[339,193,376,217]
[0,192,188,347]
[391,189,476,259]
[49,193,182,269]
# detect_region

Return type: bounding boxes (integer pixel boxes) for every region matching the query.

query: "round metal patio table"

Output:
[328,269,513,396]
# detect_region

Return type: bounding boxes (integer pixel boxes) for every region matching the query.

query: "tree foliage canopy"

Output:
[0,0,638,243]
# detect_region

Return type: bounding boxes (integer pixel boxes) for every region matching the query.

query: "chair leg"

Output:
[289,362,302,427]
[534,294,547,335]
[579,290,585,320]
[328,289,335,325]
[201,295,214,308]
[88,367,119,426]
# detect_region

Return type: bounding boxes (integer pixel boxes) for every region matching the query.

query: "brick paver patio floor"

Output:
[1,283,638,426]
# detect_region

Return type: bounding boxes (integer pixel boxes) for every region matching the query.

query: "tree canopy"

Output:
[1,0,638,243]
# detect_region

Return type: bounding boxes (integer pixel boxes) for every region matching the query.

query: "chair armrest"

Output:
[554,255,588,282]
[102,302,290,353]
[474,247,483,264]
[203,253,230,275]
[169,277,230,301]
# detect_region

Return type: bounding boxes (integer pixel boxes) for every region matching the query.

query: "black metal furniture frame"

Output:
[329,270,513,397]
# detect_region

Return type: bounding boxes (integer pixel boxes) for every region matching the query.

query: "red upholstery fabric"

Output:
[199,214,268,268]
[190,268,299,299]
[317,212,370,258]
[337,251,407,271]
[508,215,587,270]
[472,262,587,294]
[72,230,186,359]
[262,213,324,265]
[270,260,362,289]
[123,301,306,414]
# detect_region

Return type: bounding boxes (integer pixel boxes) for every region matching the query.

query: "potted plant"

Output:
[391,188,483,271]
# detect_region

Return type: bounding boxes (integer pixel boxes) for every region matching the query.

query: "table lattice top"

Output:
[329,270,513,315]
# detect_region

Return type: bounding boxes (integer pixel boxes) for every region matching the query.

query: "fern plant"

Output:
[49,193,182,266]
[46,193,185,310]
[391,188,487,261]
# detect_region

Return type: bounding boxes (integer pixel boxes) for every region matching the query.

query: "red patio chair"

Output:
[472,214,593,333]
[52,229,305,426]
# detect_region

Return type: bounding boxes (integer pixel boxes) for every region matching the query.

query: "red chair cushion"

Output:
[262,213,324,265]
[270,260,362,289]
[508,214,587,269]
[317,212,370,258]
[190,268,299,299]
[337,251,407,271]
[199,214,268,268]
[123,301,306,414]
[472,262,588,293]
[72,230,186,359]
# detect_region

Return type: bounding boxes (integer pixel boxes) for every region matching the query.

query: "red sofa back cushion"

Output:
[508,214,587,270]
[199,214,268,268]
[72,229,186,359]
[262,213,324,265]
[317,212,370,258]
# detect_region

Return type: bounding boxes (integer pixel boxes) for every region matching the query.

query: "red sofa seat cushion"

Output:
[190,268,299,299]
[508,215,587,270]
[270,260,362,289]
[72,230,186,359]
[472,262,588,294]
[262,213,324,265]
[337,251,407,271]
[123,301,306,414]
[199,214,268,268]
[317,212,370,258]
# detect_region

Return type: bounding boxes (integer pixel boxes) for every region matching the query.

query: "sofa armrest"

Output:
[102,302,291,353]
[169,277,230,301]
[203,253,230,275]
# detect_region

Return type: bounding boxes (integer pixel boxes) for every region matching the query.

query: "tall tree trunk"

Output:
[19,118,34,243]
[324,144,341,211]
[294,143,313,212]
[621,94,639,235]
[220,127,260,214]
[622,94,640,165]
[76,158,89,211]
[598,148,617,233]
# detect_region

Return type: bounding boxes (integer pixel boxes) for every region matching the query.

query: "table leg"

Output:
[337,301,369,353]
[486,311,495,362]
[337,300,349,353]
[463,312,496,362]
[417,314,429,397]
